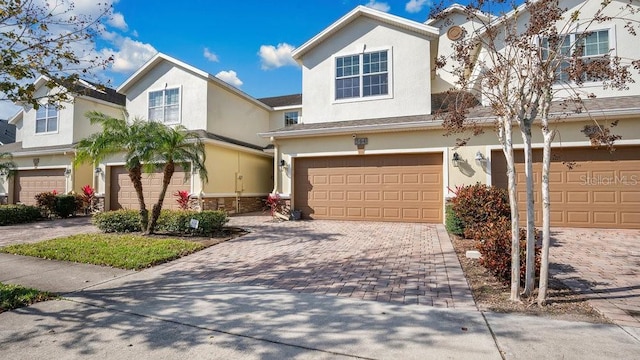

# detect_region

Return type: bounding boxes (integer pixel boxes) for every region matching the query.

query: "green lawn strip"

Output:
[0,282,55,313]
[0,234,205,270]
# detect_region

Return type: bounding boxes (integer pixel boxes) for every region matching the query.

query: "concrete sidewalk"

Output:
[1,253,639,359]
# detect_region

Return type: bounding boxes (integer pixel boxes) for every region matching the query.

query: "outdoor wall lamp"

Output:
[452,152,461,167]
[64,168,72,177]
[474,151,487,165]
[94,167,102,174]
[33,158,39,167]
[279,159,288,170]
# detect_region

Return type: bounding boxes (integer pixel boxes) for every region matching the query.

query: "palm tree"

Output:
[0,152,17,178]
[145,125,207,234]
[75,111,160,230]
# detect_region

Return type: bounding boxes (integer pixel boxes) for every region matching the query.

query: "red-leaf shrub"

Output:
[35,191,57,217]
[82,185,96,211]
[266,193,282,216]
[470,217,541,286]
[449,183,511,238]
[174,190,190,210]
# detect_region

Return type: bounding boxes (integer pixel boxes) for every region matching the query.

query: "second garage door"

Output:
[14,169,66,206]
[492,146,640,229]
[110,166,189,210]
[294,154,443,222]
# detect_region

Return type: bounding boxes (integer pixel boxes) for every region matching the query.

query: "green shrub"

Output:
[93,209,229,235]
[450,184,511,238]
[93,210,141,233]
[54,194,78,218]
[445,204,465,236]
[470,217,541,286]
[0,205,42,226]
[34,191,57,217]
[156,210,229,236]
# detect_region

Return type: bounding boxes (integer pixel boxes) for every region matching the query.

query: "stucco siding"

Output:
[72,98,125,143]
[124,62,208,130]
[301,16,432,123]
[206,82,270,147]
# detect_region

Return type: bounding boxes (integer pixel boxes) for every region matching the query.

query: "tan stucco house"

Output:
[260,3,640,229]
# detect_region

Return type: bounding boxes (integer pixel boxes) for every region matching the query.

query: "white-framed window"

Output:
[335,50,389,100]
[148,88,180,124]
[284,111,299,126]
[541,29,611,83]
[35,105,58,134]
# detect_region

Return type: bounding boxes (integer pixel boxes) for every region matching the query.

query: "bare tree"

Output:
[0,0,114,109]
[433,0,639,303]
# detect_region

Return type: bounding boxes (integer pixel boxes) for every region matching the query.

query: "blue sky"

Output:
[1,0,436,119]
[104,0,435,98]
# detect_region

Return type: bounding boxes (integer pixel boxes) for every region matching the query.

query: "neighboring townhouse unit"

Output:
[260,3,640,229]
[0,78,126,206]
[102,53,274,213]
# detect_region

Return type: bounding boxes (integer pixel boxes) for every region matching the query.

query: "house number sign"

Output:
[354,137,368,146]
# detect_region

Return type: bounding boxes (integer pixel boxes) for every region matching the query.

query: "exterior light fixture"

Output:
[279,159,288,170]
[474,151,487,165]
[452,152,461,167]
[94,167,102,174]
[33,158,40,167]
[64,168,72,177]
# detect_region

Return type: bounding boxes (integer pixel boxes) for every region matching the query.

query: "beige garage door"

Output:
[14,169,66,206]
[110,166,189,210]
[294,154,443,222]
[492,146,640,229]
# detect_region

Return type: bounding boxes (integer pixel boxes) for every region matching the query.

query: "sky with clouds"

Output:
[1,0,437,119]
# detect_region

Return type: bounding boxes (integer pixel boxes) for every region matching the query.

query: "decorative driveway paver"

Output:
[550,228,640,328]
[160,214,476,310]
[0,216,98,247]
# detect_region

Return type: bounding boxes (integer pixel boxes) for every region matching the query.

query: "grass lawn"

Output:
[0,234,205,270]
[0,282,55,313]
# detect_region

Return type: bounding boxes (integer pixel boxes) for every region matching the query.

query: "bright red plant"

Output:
[174,190,190,210]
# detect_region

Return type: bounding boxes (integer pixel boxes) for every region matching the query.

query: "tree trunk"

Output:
[502,121,521,302]
[128,164,148,231]
[146,162,175,235]
[522,127,536,296]
[538,125,555,305]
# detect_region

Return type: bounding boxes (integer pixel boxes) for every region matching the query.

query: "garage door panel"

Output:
[492,146,640,229]
[14,169,66,206]
[110,166,188,211]
[295,154,442,223]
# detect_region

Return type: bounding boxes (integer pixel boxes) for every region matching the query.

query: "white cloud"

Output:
[405,0,431,13]
[101,37,157,73]
[107,12,128,31]
[215,70,243,88]
[203,48,219,62]
[258,43,298,70]
[365,1,390,12]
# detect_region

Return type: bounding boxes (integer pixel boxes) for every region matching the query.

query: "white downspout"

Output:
[271,136,278,194]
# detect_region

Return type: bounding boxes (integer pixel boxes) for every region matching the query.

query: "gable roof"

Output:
[424,3,491,26]
[117,53,271,111]
[292,5,439,61]
[258,94,302,108]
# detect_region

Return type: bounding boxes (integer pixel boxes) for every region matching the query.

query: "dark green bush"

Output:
[93,210,140,233]
[470,217,541,286]
[54,195,78,218]
[156,210,229,235]
[0,205,42,226]
[93,209,229,235]
[445,204,464,236]
[450,184,511,238]
[34,191,57,217]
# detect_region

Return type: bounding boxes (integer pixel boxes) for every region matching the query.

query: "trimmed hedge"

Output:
[0,205,42,226]
[444,204,464,236]
[449,183,511,238]
[92,210,140,233]
[93,209,229,235]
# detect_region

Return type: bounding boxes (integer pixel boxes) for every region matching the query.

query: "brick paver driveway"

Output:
[0,216,98,247]
[550,228,640,328]
[161,214,476,310]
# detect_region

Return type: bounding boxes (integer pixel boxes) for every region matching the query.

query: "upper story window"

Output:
[149,88,180,124]
[35,105,58,133]
[284,111,299,126]
[335,50,389,100]
[541,29,610,83]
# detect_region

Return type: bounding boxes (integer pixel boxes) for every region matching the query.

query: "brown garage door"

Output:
[109,166,189,210]
[492,146,640,229]
[13,169,66,206]
[294,154,443,222]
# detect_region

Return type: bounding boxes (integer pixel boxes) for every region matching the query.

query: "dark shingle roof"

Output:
[258,94,302,108]
[265,95,640,135]
[192,130,268,151]
[73,81,126,106]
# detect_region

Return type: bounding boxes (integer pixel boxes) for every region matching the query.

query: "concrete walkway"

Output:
[0,216,98,247]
